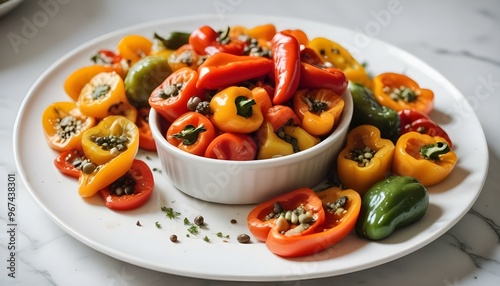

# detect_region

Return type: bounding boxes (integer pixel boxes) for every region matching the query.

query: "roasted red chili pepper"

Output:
[398,108,452,147]
[298,63,348,96]
[270,31,301,105]
[196,52,273,90]
[189,25,245,56]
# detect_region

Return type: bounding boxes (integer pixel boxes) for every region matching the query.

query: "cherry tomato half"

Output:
[98,159,154,211]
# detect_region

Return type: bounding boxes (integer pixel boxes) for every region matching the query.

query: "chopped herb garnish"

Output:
[184,217,199,235]
[155,221,162,228]
[216,232,229,239]
[203,236,210,242]
[161,206,181,220]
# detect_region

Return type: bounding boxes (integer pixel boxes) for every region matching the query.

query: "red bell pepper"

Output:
[135,107,156,151]
[298,62,348,96]
[204,132,257,161]
[189,25,245,56]
[398,108,452,148]
[265,187,361,257]
[149,67,201,123]
[166,111,216,156]
[270,31,301,105]
[196,52,273,90]
[247,188,325,242]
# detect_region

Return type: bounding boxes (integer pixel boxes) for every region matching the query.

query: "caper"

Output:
[194,215,204,226]
[170,234,178,242]
[237,234,250,244]
[82,162,96,174]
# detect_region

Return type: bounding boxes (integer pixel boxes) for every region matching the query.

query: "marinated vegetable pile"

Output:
[41,22,457,257]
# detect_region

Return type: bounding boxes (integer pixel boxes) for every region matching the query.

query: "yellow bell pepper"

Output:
[209,86,264,133]
[257,121,294,159]
[392,131,457,186]
[337,125,395,195]
[292,88,345,136]
[76,71,129,119]
[41,101,96,152]
[79,115,139,197]
[280,125,321,152]
[116,34,153,66]
[307,37,372,88]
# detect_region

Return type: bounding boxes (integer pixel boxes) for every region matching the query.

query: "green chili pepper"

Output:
[153,32,191,50]
[124,56,172,108]
[348,82,400,142]
[355,175,429,240]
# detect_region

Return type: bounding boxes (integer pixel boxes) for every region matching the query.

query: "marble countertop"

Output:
[1,0,499,285]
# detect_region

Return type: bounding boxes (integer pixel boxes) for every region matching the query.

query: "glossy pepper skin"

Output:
[337,125,395,196]
[166,112,216,156]
[270,31,301,105]
[189,25,245,56]
[196,52,273,90]
[292,88,345,136]
[79,116,139,197]
[372,72,434,115]
[349,82,400,142]
[116,34,153,66]
[256,121,294,159]
[42,102,96,152]
[266,187,361,257]
[209,86,264,133]
[356,176,429,240]
[398,108,452,148]
[393,132,457,186]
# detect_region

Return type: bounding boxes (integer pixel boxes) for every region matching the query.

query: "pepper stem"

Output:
[235,96,255,118]
[172,124,206,145]
[420,142,450,160]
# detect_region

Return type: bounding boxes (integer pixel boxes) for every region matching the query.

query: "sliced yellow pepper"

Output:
[337,125,395,195]
[281,125,320,152]
[257,121,294,159]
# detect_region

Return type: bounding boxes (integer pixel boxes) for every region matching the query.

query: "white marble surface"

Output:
[1,0,499,285]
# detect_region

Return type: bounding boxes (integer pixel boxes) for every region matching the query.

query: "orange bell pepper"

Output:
[264,105,300,132]
[166,111,216,156]
[337,125,395,195]
[258,187,361,257]
[76,71,129,119]
[247,187,326,242]
[116,34,153,66]
[78,115,139,197]
[292,88,345,136]
[42,102,96,152]
[372,72,434,115]
[251,87,273,117]
[392,131,457,186]
[63,65,125,101]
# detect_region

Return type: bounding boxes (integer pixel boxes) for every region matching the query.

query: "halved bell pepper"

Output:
[280,125,321,153]
[337,125,395,196]
[247,187,325,242]
[349,82,400,142]
[135,107,156,151]
[372,72,434,115]
[76,71,128,119]
[265,186,361,257]
[271,31,301,105]
[116,34,153,66]
[256,121,294,159]
[356,176,429,240]
[42,102,96,152]
[393,131,457,186]
[293,88,345,136]
[204,132,257,161]
[307,37,372,88]
[166,111,216,156]
[398,108,452,148]
[64,64,125,101]
[209,86,264,133]
[79,115,139,197]
[167,44,202,72]
[196,52,273,90]
[149,67,201,123]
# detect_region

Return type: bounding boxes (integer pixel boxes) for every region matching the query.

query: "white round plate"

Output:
[14,15,488,281]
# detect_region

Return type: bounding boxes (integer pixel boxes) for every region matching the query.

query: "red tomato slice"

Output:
[53,149,86,179]
[99,159,154,211]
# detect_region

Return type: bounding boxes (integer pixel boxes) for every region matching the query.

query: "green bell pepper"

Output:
[153,32,191,50]
[124,55,172,108]
[355,175,429,240]
[349,82,400,142]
